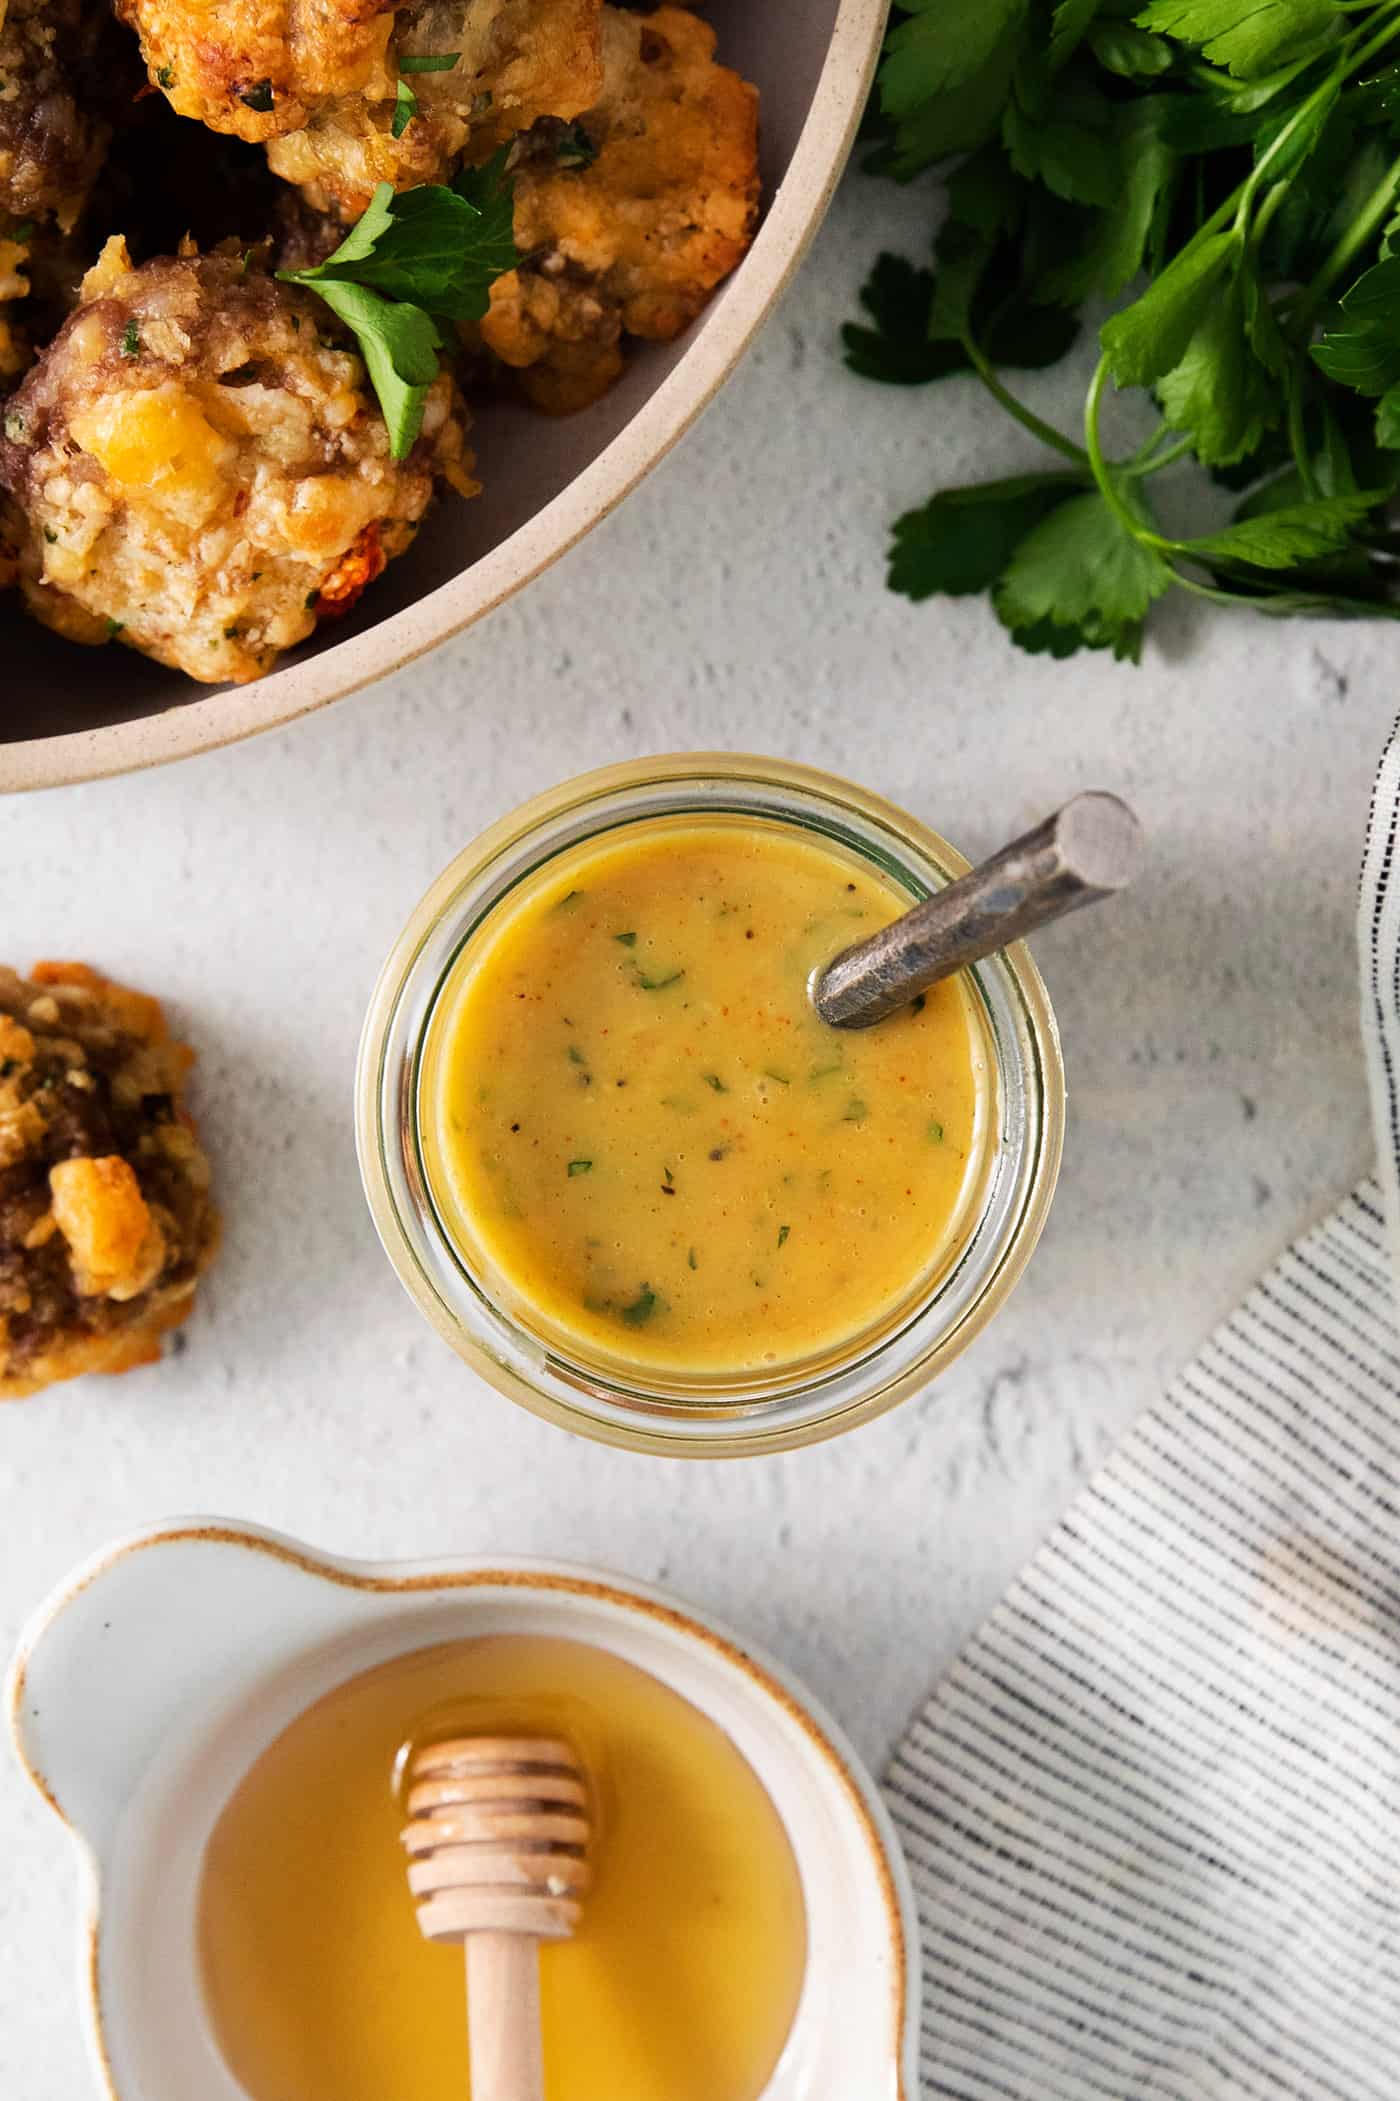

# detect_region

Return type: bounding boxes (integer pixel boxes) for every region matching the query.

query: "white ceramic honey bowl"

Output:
[8,1521,919,2100]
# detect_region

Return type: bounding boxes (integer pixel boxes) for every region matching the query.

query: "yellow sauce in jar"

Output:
[199,1635,808,2101]
[420,815,992,1378]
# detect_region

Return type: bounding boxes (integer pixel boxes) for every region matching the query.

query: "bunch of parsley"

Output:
[280,151,518,458]
[846,0,1400,659]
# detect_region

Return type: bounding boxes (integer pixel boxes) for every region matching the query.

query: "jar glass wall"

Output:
[356,755,1065,1456]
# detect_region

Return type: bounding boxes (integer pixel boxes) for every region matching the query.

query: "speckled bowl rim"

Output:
[0,0,890,796]
[7,1520,919,2101]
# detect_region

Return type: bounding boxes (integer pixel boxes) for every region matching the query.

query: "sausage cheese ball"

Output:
[479,7,759,414]
[0,0,111,229]
[266,0,603,219]
[117,0,400,145]
[0,964,219,1401]
[0,236,473,682]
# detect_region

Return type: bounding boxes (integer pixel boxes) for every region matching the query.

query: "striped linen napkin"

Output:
[888,720,1400,2101]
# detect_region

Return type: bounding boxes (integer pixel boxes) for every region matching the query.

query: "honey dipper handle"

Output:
[465,1933,546,2101]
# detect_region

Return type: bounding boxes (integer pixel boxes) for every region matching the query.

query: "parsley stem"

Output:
[1084,356,1160,546]
[1294,149,1400,328]
[1285,363,1319,501]
[1123,430,1196,480]
[962,335,1090,467]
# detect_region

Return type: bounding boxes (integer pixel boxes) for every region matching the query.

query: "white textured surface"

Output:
[0,172,1389,2095]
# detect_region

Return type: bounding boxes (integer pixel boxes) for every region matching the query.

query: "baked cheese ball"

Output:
[0,236,474,682]
[118,0,400,145]
[0,964,219,1401]
[479,6,759,413]
[0,0,111,229]
[266,0,603,217]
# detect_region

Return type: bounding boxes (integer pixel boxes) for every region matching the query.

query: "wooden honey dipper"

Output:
[400,1735,592,2101]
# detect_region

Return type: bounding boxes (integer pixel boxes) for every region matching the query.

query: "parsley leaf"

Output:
[1155,270,1279,465]
[398,51,461,72]
[881,0,1029,115]
[1036,100,1175,301]
[889,472,1088,598]
[1088,22,1174,73]
[1174,491,1386,566]
[278,166,518,454]
[993,489,1173,659]
[1135,0,1338,78]
[842,255,967,383]
[296,279,442,456]
[284,165,517,323]
[1313,256,1400,394]
[1100,229,1239,386]
[392,80,417,138]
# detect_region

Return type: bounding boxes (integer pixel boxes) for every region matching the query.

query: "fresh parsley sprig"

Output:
[848,0,1400,658]
[279,152,518,458]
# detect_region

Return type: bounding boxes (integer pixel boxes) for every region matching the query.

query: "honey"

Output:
[198,1636,808,2101]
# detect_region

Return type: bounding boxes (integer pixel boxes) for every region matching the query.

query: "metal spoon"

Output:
[812,791,1142,1030]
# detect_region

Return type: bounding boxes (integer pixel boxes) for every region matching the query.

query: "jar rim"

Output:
[355,755,1065,1457]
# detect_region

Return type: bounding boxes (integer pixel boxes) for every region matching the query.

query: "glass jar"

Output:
[355,755,1065,1457]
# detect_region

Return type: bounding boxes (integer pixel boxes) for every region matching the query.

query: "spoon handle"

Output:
[813,791,1142,1030]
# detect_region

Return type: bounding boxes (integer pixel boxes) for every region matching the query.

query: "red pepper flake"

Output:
[312,522,386,621]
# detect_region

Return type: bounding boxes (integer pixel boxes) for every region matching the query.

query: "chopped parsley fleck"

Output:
[555,889,584,910]
[566,1044,587,1066]
[621,1285,659,1326]
[156,64,174,88]
[808,1062,842,1082]
[9,219,34,242]
[635,966,684,992]
[391,79,417,137]
[104,618,125,638]
[120,320,142,359]
[398,50,461,71]
[688,1247,698,1271]
[304,590,319,609]
[778,1224,790,1248]
[761,1069,790,1086]
[239,79,274,112]
[568,1159,592,1176]
[223,623,241,639]
[843,1098,869,1124]
[42,527,57,544]
[613,931,637,947]
[702,1073,727,1093]
[928,1119,945,1142]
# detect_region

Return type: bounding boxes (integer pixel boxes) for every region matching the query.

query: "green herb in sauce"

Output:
[613,931,637,947]
[778,1225,790,1248]
[928,1120,944,1142]
[621,1286,660,1326]
[568,1159,592,1176]
[843,1098,869,1124]
[703,1073,727,1093]
[635,967,684,992]
[762,1069,790,1086]
[567,1045,587,1066]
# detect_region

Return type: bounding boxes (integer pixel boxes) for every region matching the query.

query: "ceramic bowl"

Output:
[0,0,889,793]
[8,1520,920,2100]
